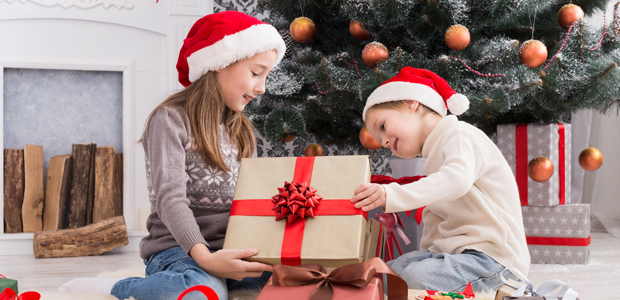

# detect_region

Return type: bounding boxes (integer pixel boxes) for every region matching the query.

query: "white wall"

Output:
[0,0,211,254]
[581,3,620,236]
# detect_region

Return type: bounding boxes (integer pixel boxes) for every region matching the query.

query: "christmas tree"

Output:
[247,0,620,149]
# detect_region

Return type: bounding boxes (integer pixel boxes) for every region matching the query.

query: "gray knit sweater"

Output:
[139,106,245,259]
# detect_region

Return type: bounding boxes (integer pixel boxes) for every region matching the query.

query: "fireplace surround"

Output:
[0,0,212,255]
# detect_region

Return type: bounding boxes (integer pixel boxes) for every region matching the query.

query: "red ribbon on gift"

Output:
[558,124,566,205]
[526,236,591,247]
[515,124,566,206]
[515,124,528,206]
[370,175,426,225]
[177,285,219,300]
[375,222,383,258]
[230,157,368,266]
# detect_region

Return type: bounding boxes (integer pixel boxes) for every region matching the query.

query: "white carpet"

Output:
[38,266,261,300]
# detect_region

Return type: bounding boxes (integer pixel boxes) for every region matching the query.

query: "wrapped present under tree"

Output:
[522,204,590,264]
[497,124,571,207]
[256,257,408,300]
[223,155,380,267]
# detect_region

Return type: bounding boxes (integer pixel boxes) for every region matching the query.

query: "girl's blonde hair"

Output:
[140,71,256,172]
[367,100,439,116]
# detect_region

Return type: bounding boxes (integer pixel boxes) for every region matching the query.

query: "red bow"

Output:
[272,181,323,224]
[375,212,412,261]
[177,286,219,300]
[0,289,40,300]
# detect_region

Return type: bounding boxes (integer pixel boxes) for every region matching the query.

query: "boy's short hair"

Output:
[367,100,440,117]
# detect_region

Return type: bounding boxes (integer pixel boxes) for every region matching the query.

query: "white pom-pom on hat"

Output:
[446,93,469,116]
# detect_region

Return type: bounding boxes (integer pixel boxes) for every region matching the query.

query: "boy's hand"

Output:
[190,244,273,281]
[351,183,386,212]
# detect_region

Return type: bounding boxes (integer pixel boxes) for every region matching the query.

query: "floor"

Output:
[1,231,619,299]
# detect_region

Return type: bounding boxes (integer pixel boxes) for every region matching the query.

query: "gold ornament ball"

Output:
[359,126,382,150]
[445,24,470,51]
[290,16,316,43]
[362,42,389,69]
[519,39,548,68]
[350,20,372,41]
[304,143,324,156]
[579,147,603,171]
[527,156,554,182]
[557,3,584,29]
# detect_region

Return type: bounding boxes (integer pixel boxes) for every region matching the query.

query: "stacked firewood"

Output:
[3,144,127,258]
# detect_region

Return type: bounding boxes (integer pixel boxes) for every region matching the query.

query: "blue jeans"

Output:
[111,247,271,300]
[387,249,507,293]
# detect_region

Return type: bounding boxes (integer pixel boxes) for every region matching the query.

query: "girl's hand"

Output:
[190,244,273,281]
[351,183,386,212]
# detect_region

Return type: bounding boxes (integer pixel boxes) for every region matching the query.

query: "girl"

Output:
[58,11,286,300]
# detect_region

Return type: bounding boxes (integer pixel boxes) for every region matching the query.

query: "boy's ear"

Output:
[405,100,419,112]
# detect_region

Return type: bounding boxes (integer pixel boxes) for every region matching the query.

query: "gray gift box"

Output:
[497,124,571,206]
[522,204,590,264]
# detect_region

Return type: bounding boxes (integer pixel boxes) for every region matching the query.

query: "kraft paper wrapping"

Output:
[496,123,571,206]
[522,204,590,264]
[363,218,384,261]
[223,156,371,267]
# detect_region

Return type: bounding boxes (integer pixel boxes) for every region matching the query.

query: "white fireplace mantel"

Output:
[0,0,212,255]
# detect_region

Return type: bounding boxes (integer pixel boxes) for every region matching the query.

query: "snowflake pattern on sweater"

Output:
[145,123,240,215]
[184,130,239,207]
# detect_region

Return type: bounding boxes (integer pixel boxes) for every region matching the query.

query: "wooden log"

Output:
[43,155,72,231]
[93,146,115,223]
[33,215,128,258]
[113,153,123,217]
[67,143,95,229]
[4,149,24,233]
[85,143,97,225]
[22,145,44,232]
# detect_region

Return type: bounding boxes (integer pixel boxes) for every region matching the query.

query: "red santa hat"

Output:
[177,11,287,87]
[363,66,469,121]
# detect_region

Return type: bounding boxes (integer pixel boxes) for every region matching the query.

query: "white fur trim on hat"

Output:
[363,81,447,121]
[187,23,286,82]
[446,93,469,116]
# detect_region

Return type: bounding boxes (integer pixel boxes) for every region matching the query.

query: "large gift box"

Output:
[223,156,378,267]
[496,123,571,206]
[522,204,590,264]
[256,257,408,300]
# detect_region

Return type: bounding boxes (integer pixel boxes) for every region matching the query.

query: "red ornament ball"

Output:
[304,143,324,156]
[362,42,389,69]
[445,24,470,51]
[557,3,584,29]
[278,134,296,143]
[349,20,371,41]
[579,147,603,171]
[290,16,316,43]
[527,156,554,182]
[359,126,381,150]
[519,39,548,68]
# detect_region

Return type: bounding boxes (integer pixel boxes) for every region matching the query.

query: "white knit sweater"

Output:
[384,115,531,275]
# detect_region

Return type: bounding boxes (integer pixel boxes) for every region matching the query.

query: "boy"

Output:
[351,67,529,292]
